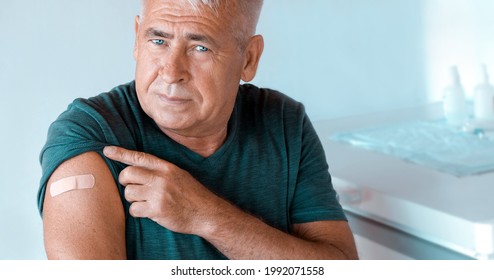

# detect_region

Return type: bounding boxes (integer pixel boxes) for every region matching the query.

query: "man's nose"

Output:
[159,48,189,84]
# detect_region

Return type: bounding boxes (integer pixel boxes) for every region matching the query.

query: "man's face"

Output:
[134,0,251,137]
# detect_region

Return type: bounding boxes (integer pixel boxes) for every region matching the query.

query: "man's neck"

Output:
[162,126,228,158]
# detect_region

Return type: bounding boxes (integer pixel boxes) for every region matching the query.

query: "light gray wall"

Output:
[254,0,427,120]
[1,0,492,259]
[1,0,139,259]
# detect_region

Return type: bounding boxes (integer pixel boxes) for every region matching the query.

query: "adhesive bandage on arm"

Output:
[50,174,95,197]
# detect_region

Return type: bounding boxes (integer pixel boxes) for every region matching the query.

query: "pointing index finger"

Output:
[103,146,162,168]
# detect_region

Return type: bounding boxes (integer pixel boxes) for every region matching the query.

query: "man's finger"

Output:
[103,146,163,168]
[124,184,149,203]
[118,165,154,186]
[128,201,148,218]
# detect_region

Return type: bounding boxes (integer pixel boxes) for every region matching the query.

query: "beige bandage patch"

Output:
[50,174,95,197]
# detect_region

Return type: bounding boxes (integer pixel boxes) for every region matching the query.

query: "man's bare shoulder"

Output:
[42,152,126,259]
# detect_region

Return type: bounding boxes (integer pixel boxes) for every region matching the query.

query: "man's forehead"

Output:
[139,0,237,33]
[139,0,253,47]
[140,0,233,16]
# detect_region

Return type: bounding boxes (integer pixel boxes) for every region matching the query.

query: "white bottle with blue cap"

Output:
[443,65,468,126]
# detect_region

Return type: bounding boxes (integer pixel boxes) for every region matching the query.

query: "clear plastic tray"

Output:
[330,119,494,177]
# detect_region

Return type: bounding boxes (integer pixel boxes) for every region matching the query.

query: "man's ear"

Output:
[133,16,140,60]
[241,35,264,82]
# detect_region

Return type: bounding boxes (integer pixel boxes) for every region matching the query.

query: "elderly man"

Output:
[38,0,358,259]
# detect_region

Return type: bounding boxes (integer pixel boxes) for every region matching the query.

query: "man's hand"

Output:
[103,146,221,235]
[103,146,358,260]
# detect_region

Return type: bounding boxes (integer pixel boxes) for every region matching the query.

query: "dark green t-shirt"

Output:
[38,81,346,259]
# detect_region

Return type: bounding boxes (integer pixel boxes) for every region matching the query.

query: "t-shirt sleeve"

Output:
[37,100,120,215]
[290,112,347,224]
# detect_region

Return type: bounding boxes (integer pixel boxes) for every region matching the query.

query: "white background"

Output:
[1,0,493,259]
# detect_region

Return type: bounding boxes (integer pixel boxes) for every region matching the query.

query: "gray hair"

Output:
[139,0,264,49]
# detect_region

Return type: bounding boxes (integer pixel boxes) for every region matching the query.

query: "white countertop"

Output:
[314,103,494,259]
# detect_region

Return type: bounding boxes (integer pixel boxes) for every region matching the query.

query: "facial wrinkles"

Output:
[138,3,242,103]
[144,3,225,36]
[141,6,239,82]
[138,15,192,95]
[141,0,252,48]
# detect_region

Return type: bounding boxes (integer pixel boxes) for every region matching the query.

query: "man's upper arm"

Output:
[292,220,359,259]
[42,152,126,259]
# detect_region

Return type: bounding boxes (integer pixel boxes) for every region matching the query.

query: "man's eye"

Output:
[151,39,165,45]
[195,45,209,52]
